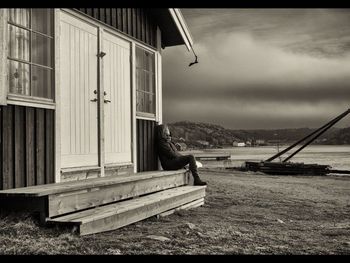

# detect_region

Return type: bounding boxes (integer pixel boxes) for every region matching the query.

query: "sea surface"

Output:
[184,145,350,171]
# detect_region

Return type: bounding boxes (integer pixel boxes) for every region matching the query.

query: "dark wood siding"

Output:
[76,8,157,48]
[137,119,158,172]
[0,105,55,190]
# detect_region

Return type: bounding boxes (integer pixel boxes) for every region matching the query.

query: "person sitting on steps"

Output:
[155,124,207,186]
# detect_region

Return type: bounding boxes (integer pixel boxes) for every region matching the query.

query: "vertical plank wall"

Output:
[137,119,158,172]
[0,105,54,190]
[76,8,157,48]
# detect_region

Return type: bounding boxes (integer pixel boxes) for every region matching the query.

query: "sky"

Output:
[162,9,350,130]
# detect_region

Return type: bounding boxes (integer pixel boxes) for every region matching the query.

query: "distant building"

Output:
[256,139,266,146]
[233,141,246,147]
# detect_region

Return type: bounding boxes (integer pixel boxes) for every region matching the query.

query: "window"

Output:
[136,46,155,116]
[7,8,54,100]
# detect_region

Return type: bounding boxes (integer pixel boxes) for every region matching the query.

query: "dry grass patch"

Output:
[0,170,349,255]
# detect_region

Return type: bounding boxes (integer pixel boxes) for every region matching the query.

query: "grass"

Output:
[0,169,349,255]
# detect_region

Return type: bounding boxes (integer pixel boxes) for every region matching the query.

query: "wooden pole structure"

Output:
[265,108,350,162]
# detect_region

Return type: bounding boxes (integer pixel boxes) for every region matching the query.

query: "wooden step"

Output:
[0,170,189,218]
[157,197,205,218]
[0,170,187,197]
[47,185,206,236]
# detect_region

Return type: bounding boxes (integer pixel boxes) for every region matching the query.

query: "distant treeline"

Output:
[168,121,350,148]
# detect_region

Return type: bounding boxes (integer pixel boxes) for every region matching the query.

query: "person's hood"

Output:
[155,124,169,142]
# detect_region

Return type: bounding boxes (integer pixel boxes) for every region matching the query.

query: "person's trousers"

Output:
[162,155,199,177]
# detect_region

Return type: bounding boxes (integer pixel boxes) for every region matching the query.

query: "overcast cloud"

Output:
[162,9,350,129]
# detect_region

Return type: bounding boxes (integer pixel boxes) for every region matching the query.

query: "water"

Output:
[185,145,350,171]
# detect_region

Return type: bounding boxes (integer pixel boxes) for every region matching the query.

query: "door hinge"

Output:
[97,52,106,58]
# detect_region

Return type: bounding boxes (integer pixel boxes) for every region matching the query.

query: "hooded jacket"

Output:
[155,124,182,167]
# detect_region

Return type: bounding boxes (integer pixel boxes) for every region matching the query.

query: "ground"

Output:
[0,169,349,255]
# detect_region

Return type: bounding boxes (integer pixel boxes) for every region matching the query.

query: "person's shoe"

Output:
[193,177,207,186]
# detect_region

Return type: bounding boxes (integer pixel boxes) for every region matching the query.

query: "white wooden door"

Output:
[60,12,99,168]
[103,31,132,165]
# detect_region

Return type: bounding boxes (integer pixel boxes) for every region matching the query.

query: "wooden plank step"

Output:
[157,197,205,218]
[47,171,188,217]
[0,170,190,218]
[47,185,206,236]
[0,170,186,197]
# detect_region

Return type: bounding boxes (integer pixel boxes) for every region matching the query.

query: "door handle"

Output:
[104,99,111,103]
[91,90,98,102]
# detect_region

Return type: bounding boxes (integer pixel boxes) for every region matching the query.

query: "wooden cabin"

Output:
[0,8,196,187]
[0,8,206,235]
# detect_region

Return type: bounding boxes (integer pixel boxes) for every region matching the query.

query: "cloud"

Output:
[182,9,350,57]
[163,97,350,130]
[162,9,350,129]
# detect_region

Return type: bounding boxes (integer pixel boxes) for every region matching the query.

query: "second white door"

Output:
[103,31,132,165]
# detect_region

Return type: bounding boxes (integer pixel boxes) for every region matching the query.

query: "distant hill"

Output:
[326,127,350,144]
[168,121,249,148]
[168,121,349,149]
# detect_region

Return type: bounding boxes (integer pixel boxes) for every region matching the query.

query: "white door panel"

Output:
[60,12,99,168]
[103,31,132,164]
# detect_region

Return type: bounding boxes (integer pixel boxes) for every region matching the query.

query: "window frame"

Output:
[6,8,55,109]
[135,44,157,119]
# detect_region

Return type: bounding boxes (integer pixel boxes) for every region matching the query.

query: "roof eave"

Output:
[168,8,193,51]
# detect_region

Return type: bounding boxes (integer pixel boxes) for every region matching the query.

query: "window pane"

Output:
[31,65,52,99]
[149,52,155,72]
[144,52,149,71]
[8,60,30,95]
[136,91,155,114]
[136,47,143,69]
[136,90,145,112]
[150,73,155,93]
[8,24,30,62]
[145,51,155,72]
[144,72,150,93]
[136,68,145,92]
[32,8,53,36]
[8,8,30,28]
[32,33,52,67]
[145,93,155,114]
[144,72,155,93]
[136,47,156,114]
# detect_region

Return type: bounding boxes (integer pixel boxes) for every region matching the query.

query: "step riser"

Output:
[0,196,46,214]
[158,198,205,218]
[78,188,206,235]
[48,173,188,217]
